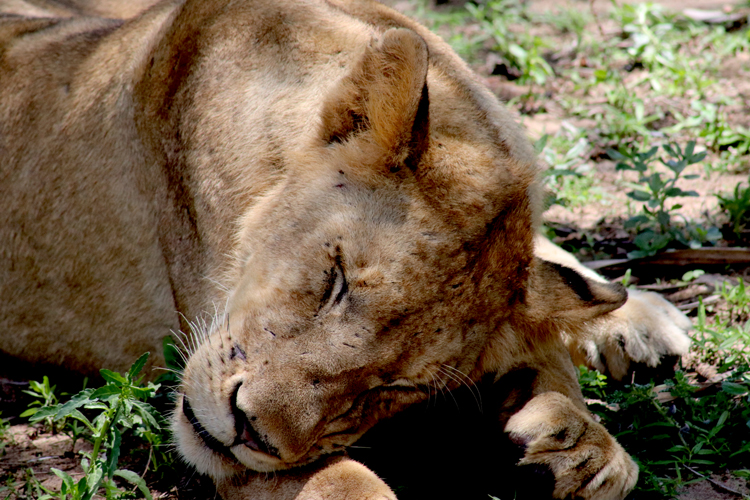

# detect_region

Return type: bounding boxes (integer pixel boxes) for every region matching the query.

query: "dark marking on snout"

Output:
[553,429,567,442]
[617,335,626,351]
[264,327,276,337]
[229,343,247,361]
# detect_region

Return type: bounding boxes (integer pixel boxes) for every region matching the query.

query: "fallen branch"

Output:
[585,248,750,274]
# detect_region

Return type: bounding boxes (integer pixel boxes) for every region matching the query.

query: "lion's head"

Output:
[172,27,626,480]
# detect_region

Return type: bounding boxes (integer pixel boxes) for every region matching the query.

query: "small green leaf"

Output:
[128,352,150,381]
[114,469,153,500]
[85,466,102,498]
[105,427,122,477]
[607,148,626,161]
[90,385,121,400]
[722,381,749,396]
[716,410,729,428]
[100,369,127,386]
[685,140,695,158]
[681,269,705,282]
[55,389,95,418]
[628,190,652,202]
[643,145,659,160]
[28,406,59,423]
[690,151,707,163]
[51,468,75,493]
[19,408,38,418]
[656,211,670,227]
[624,215,649,229]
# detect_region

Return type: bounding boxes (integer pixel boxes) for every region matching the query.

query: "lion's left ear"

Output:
[318,28,429,169]
[524,259,627,328]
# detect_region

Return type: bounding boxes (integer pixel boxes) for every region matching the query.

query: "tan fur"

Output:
[0,0,692,498]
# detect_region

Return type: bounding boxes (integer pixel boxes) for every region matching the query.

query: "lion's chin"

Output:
[230,445,293,472]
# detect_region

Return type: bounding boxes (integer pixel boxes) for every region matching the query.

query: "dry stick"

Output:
[682,465,749,498]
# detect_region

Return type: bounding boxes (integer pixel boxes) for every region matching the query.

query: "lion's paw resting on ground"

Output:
[506,392,639,500]
[534,235,692,380]
[575,289,693,380]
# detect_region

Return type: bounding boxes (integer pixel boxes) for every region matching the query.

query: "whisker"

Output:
[441,364,483,412]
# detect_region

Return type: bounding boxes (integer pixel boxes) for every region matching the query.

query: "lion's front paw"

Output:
[506,392,638,500]
[577,289,692,380]
[217,456,397,500]
[297,458,397,500]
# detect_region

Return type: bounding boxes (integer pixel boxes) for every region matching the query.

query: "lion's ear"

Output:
[524,259,627,328]
[319,28,429,169]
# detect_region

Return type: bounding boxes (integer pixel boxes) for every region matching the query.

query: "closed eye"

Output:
[321,256,348,310]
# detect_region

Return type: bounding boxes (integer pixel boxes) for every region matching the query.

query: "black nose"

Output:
[230,383,279,458]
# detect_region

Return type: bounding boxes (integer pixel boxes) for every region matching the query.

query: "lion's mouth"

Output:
[182,393,279,461]
[180,382,428,468]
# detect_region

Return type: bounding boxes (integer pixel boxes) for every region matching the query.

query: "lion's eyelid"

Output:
[321,260,348,312]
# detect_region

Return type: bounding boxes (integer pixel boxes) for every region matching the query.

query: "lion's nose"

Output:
[230,383,279,458]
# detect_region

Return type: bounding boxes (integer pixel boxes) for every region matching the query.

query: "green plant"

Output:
[0,412,11,456]
[693,298,750,370]
[28,354,163,500]
[580,365,750,498]
[20,376,60,432]
[672,101,750,155]
[466,0,554,87]
[719,279,750,322]
[579,366,609,400]
[540,136,606,208]
[608,141,721,257]
[717,177,750,240]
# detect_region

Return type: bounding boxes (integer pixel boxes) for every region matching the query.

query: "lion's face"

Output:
[176,131,535,475]
[172,27,624,480]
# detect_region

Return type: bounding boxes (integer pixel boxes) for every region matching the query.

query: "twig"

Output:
[683,465,749,498]
[677,294,721,312]
[133,446,154,494]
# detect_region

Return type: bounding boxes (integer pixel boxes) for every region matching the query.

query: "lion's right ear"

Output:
[523,259,627,331]
[318,28,429,170]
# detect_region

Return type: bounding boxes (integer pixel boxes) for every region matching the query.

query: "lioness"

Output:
[0,0,691,498]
